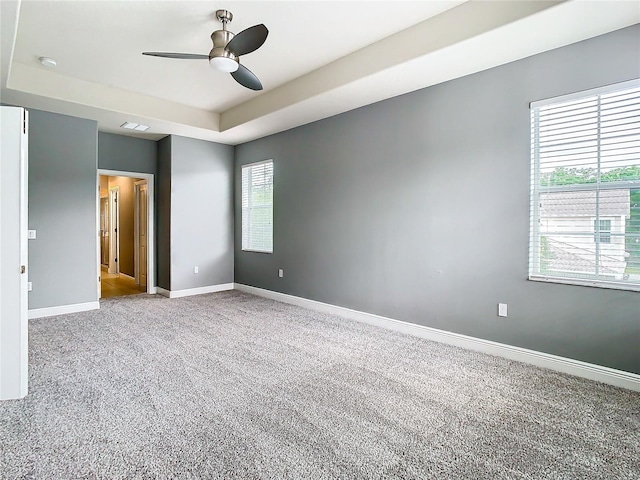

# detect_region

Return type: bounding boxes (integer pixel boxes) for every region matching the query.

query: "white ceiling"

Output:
[1,1,639,145]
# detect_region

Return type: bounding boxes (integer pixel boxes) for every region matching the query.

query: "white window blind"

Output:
[242,160,273,253]
[530,79,640,291]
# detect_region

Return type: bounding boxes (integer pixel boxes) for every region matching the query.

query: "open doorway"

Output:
[98,170,155,299]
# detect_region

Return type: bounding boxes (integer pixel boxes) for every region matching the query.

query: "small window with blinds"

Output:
[529,79,640,291]
[242,160,273,253]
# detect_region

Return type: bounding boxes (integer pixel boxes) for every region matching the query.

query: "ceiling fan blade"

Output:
[231,64,263,91]
[142,52,209,60]
[225,24,268,57]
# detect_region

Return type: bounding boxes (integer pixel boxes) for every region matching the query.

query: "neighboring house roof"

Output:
[545,237,621,276]
[541,189,630,217]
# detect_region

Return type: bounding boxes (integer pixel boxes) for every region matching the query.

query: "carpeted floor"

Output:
[1,291,638,479]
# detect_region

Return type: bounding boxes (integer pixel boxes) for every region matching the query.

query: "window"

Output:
[529,79,640,291]
[594,219,612,244]
[242,160,273,253]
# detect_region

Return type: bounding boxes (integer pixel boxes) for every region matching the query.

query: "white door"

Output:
[134,180,148,287]
[108,186,120,275]
[100,197,110,265]
[0,106,29,400]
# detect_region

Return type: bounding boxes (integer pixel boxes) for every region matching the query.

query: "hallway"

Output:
[101,271,146,299]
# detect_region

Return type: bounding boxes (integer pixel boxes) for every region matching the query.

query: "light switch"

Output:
[28,230,36,239]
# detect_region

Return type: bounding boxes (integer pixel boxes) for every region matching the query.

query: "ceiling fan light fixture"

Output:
[209,56,239,73]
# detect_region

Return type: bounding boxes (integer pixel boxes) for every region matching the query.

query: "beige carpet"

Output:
[1,291,638,479]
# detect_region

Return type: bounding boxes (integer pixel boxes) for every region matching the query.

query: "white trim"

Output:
[156,287,170,298]
[28,301,100,319]
[98,169,155,296]
[96,173,101,299]
[241,160,274,254]
[241,159,273,169]
[233,283,640,392]
[119,272,136,282]
[529,275,640,292]
[530,78,640,108]
[133,179,148,287]
[157,283,234,299]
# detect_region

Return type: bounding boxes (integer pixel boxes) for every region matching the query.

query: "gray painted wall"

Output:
[157,136,172,290]
[28,109,98,309]
[235,26,640,374]
[98,132,157,175]
[169,136,234,291]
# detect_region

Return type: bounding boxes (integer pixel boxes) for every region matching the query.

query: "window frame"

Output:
[241,159,274,254]
[529,79,640,292]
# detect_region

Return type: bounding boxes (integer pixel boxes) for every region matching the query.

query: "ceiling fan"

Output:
[143,9,268,91]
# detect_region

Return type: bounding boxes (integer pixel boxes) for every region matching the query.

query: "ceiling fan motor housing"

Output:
[209,29,238,71]
[210,30,237,58]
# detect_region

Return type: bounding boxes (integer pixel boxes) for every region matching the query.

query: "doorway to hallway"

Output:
[101,269,146,298]
[97,170,155,299]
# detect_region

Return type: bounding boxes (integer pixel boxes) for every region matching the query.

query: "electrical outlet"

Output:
[27,282,32,292]
[278,269,284,278]
[194,266,199,274]
[498,303,508,317]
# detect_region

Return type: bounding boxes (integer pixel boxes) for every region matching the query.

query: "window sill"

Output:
[528,275,640,292]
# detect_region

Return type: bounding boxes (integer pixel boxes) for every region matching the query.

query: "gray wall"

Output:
[98,132,157,175]
[169,135,234,291]
[28,109,98,309]
[157,136,171,290]
[235,25,640,374]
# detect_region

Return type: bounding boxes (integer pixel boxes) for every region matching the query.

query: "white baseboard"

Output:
[233,283,640,392]
[28,301,100,319]
[156,287,170,298]
[157,283,234,299]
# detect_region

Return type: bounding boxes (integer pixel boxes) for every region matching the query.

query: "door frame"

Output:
[134,179,148,286]
[97,169,156,295]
